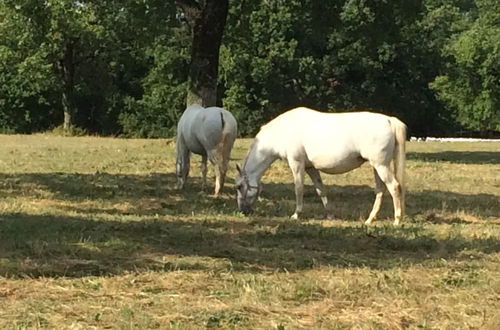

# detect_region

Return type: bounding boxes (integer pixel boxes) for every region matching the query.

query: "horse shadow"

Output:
[255,182,499,221]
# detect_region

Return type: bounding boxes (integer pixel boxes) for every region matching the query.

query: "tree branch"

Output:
[175,0,202,19]
[174,0,201,10]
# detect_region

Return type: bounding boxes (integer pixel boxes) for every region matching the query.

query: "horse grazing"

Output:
[176,104,237,196]
[236,107,407,225]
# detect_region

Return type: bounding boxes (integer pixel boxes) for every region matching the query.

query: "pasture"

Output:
[0,134,499,329]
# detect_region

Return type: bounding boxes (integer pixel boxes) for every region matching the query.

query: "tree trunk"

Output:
[62,91,73,131]
[177,0,229,107]
[60,39,76,132]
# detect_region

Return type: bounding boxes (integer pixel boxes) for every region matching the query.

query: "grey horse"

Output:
[176,104,238,196]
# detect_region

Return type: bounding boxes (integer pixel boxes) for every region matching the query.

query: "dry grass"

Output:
[0,134,499,329]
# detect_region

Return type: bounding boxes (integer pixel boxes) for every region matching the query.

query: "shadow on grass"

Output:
[256,182,499,219]
[0,172,499,278]
[407,151,500,164]
[0,212,499,278]
[0,173,498,220]
[0,172,173,201]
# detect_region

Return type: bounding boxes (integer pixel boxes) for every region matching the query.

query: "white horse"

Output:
[176,104,237,196]
[236,107,407,225]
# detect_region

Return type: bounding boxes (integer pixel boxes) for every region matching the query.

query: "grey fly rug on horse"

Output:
[176,104,237,196]
[236,107,407,225]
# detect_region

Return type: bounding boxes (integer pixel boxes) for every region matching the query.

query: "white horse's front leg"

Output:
[289,159,305,220]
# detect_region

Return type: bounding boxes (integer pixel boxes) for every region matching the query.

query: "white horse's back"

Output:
[257,107,402,173]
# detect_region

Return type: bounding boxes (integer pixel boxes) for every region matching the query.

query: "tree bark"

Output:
[60,39,77,132]
[176,0,229,107]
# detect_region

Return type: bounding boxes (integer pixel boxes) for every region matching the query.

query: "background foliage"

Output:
[0,0,498,137]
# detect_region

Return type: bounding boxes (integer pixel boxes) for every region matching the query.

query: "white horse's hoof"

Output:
[290,213,299,220]
[364,219,373,225]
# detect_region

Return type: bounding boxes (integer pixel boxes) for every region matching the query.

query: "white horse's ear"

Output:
[236,164,242,174]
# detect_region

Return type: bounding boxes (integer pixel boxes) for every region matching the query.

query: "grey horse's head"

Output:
[235,164,261,215]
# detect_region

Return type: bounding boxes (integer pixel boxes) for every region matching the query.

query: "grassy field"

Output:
[0,134,499,329]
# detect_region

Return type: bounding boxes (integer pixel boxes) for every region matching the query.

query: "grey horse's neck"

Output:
[242,139,277,185]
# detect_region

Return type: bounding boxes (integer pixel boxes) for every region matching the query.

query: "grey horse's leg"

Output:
[208,149,225,196]
[209,132,233,197]
[305,167,332,218]
[215,160,226,197]
[373,164,403,225]
[176,137,190,190]
[288,158,305,219]
[201,154,208,191]
[365,168,386,225]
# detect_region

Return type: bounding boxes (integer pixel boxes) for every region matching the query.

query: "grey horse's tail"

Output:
[220,112,225,130]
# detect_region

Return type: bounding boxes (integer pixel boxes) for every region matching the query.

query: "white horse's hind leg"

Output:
[305,167,331,218]
[365,168,385,225]
[200,155,208,191]
[373,165,403,225]
[288,159,305,220]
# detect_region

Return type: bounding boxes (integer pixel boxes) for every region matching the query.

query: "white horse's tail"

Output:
[390,117,407,216]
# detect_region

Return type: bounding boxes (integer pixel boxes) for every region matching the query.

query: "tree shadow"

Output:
[1,171,498,278]
[1,212,499,278]
[0,172,238,216]
[0,172,172,201]
[407,151,500,164]
[1,172,498,219]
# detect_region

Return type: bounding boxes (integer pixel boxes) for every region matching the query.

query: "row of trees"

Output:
[0,0,498,137]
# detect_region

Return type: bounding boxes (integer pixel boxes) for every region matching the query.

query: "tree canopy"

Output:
[0,0,497,137]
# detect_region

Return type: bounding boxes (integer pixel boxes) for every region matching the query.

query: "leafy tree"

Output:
[120,0,230,137]
[119,28,191,137]
[0,0,497,137]
[220,0,320,135]
[113,1,188,137]
[0,1,58,132]
[0,0,110,133]
[431,0,500,132]
[220,0,458,136]
[86,0,187,136]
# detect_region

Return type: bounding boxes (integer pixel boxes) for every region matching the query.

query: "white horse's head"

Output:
[235,164,261,215]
